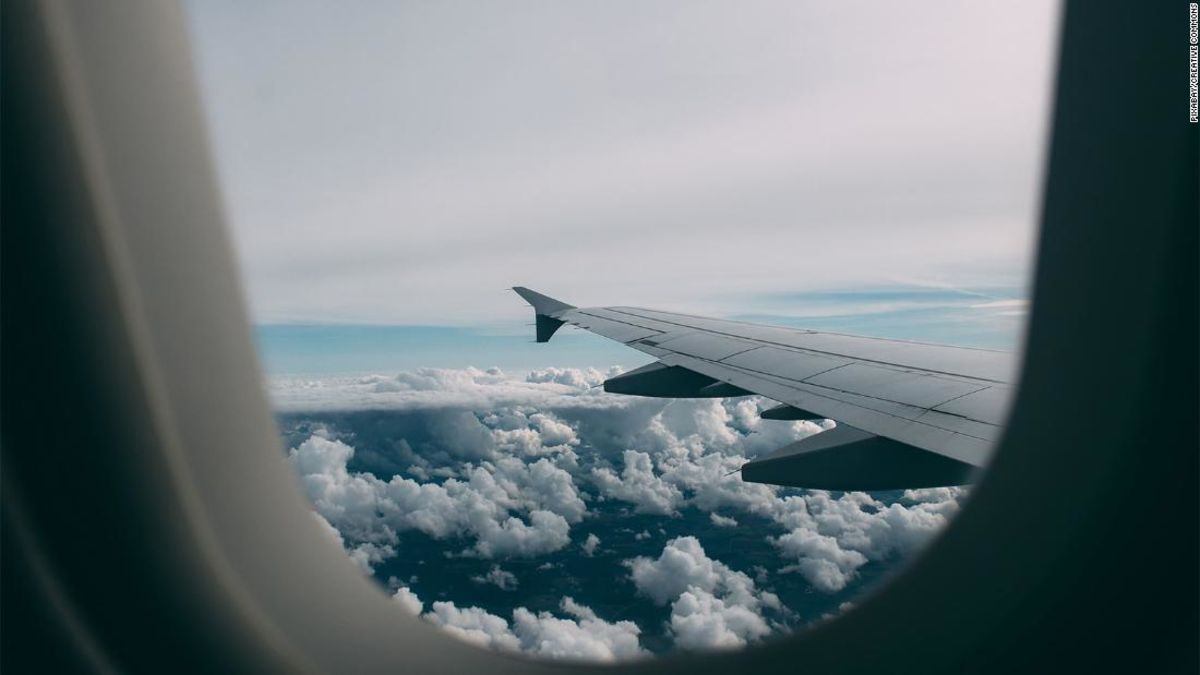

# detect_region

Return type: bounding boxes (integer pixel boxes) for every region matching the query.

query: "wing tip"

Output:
[511,287,576,316]
[512,287,574,342]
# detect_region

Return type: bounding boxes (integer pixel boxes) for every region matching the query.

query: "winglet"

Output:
[512,287,575,317]
[511,287,575,342]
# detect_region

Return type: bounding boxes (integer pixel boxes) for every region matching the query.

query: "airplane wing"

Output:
[513,287,1016,491]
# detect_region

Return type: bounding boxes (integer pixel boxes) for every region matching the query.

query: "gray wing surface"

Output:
[512,287,1016,491]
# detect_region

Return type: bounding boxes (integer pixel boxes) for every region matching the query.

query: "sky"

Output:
[184,1,1059,329]
[252,286,1028,375]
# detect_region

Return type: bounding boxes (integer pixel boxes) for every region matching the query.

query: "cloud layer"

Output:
[282,366,967,658]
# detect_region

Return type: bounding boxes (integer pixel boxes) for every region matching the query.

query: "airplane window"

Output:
[184,1,1057,661]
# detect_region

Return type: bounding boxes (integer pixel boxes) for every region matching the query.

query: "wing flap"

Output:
[760,403,823,420]
[603,362,716,397]
[741,425,978,491]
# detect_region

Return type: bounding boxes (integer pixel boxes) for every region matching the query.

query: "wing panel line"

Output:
[604,307,1011,385]
[661,352,997,445]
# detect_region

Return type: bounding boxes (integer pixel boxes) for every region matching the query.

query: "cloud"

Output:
[765,489,964,591]
[582,533,601,557]
[625,536,771,610]
[526,367,613,389]
[626,536,727,606]
[424,601,523,652]
[669,587,772,650]
[970,299,1028,310]
[313,511,395,575]
[471,565,519,591]
[531,413,579,447]
[288,432,584,564]
[470,511,571,558]
[512,598,645,661]
[423,597,645,661]
[392,586,424,615]
[773,528,867,592]
[625,536,785,649]
[709,513,738,528]
[345,542,395,575]
[798,489,961,560]
[424,410,495,460]
[271,366,612,413]
[592,450,684,516]
[487,410,581,459]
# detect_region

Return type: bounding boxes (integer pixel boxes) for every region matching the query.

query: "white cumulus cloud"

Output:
[289,432,585,566]
[670,586,773,650]
[592,450,684,516]
[625,536,785,649]
[709,513,738,528]
[471,565,519,591]
[424,601,522,652]
[392,586,424,615]
[424,597,646,661]
[582,533,601,557]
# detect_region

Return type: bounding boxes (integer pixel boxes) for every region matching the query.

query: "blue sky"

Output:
[255,285,1026,375]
